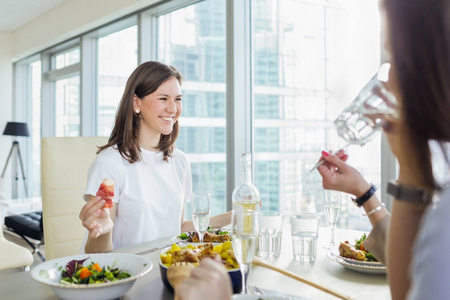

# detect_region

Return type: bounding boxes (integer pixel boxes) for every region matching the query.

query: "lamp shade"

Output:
[3,122,30,137]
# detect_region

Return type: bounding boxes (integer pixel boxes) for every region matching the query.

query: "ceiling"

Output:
[0,0,66,32]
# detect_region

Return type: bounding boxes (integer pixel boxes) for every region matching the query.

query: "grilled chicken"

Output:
[189,232,231,243]
[172,249,200,263]
[339,241,366,261]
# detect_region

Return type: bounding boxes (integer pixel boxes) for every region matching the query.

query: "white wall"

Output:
[0,30,13,198]
[12,0,161,61]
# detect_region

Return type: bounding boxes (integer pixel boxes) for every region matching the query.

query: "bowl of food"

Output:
[31,253,152,300]
[159,242,242,294]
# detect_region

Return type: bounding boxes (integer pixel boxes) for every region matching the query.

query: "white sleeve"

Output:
[83,155,123,203]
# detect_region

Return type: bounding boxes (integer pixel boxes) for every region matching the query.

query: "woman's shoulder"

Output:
[96,146,125,165]
[171,148,190,165]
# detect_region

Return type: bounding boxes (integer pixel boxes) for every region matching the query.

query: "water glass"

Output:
[334,62,397,146]
[231,210,259,294]
[290,214,320,262]
[190,193,211,243]
[258,211,283,258]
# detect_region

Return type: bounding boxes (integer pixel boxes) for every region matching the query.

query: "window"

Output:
[252,0,381,231]
[157,0,227,217]
[30,61,42,196]
[97,25,138,136]
[54,47,80,69]
[55,76,80,136]
[42,42,82,138]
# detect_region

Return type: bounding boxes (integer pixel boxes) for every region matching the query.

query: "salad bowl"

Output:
[31,253,152,300]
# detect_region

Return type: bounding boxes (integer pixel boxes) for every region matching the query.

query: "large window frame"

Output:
[12,0,394,224]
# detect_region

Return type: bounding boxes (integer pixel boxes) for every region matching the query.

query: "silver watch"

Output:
[387,182,433,204]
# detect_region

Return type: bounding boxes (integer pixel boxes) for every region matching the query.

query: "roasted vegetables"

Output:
[161,241,239,270]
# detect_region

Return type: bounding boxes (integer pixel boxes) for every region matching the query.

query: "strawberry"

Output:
[96,178,114,209]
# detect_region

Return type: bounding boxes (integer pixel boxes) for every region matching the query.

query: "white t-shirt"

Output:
[408,186,450,300]
[82,146,192,250]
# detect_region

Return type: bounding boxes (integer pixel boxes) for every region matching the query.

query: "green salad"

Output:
[59,257,131,285]
[355,233,378,262]
[178,226,229,240]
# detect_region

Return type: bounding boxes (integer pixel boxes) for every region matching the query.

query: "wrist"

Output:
[352,181,372,199]
[352,184,377,207]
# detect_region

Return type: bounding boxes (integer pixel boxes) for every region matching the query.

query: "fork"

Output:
[136,241,184,256]
[250,285,264,296]
[309,144,350,173]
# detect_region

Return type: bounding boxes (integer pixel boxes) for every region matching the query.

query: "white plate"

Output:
[31,253,153,300]
[339,255,383,267]
[233,295,294,300]
[327,252,386,275]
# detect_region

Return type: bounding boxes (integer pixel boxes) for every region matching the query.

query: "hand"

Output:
[317,150,371,198]
[174,257,232,300]
[382,118,401,159]
[79,195,114,239]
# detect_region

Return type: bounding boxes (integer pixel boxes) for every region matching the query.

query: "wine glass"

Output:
[324,190,342,250]
[231,209,259,294]
[190,193,211,243]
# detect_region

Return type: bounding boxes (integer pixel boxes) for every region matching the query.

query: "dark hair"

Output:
[384,0,450,190]
[98,61,183,162]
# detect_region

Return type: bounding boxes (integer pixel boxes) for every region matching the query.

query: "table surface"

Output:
[0,223,391,300]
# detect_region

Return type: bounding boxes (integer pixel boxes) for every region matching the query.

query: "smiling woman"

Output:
[133,76,183,148]
[79,61,231,255]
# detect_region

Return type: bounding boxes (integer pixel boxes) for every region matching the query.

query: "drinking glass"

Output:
[258,211,283,258]
[324,190,342,250]
[290,214,320,262]
[190,193,211,243]
[334,62,397,146]
[231,209,259,294]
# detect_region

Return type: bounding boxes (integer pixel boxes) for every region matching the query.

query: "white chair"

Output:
[0,228,33,271]
[41,137,108,260]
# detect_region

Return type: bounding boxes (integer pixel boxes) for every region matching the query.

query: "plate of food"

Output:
[327,233,386,274]
[159,241,242,294]
[31,253,152,300]
[173,226,231,243]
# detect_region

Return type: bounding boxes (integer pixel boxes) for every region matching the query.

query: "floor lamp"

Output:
[1,122,29,197]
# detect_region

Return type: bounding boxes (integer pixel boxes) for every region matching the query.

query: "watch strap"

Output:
[352,184,377,207]
[387,182,433,204]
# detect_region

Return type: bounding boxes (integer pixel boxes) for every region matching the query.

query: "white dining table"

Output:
[0,223,391,300]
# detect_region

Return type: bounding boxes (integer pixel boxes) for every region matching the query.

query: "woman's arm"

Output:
[387,169,429,300]
[317,151,390,263]
[317,151,390,227]
[81,194,116,253]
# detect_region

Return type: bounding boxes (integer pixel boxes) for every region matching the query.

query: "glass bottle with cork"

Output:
[232,153,261,211]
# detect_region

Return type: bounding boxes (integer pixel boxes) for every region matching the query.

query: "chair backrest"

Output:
[41,137,108,260]
[0,228,34,270]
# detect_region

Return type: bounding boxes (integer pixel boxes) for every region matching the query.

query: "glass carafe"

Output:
[232,153,261,211]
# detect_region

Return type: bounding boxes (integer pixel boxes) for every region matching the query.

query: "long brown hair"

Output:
[384,0,450,190]
[98,61,183,162]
